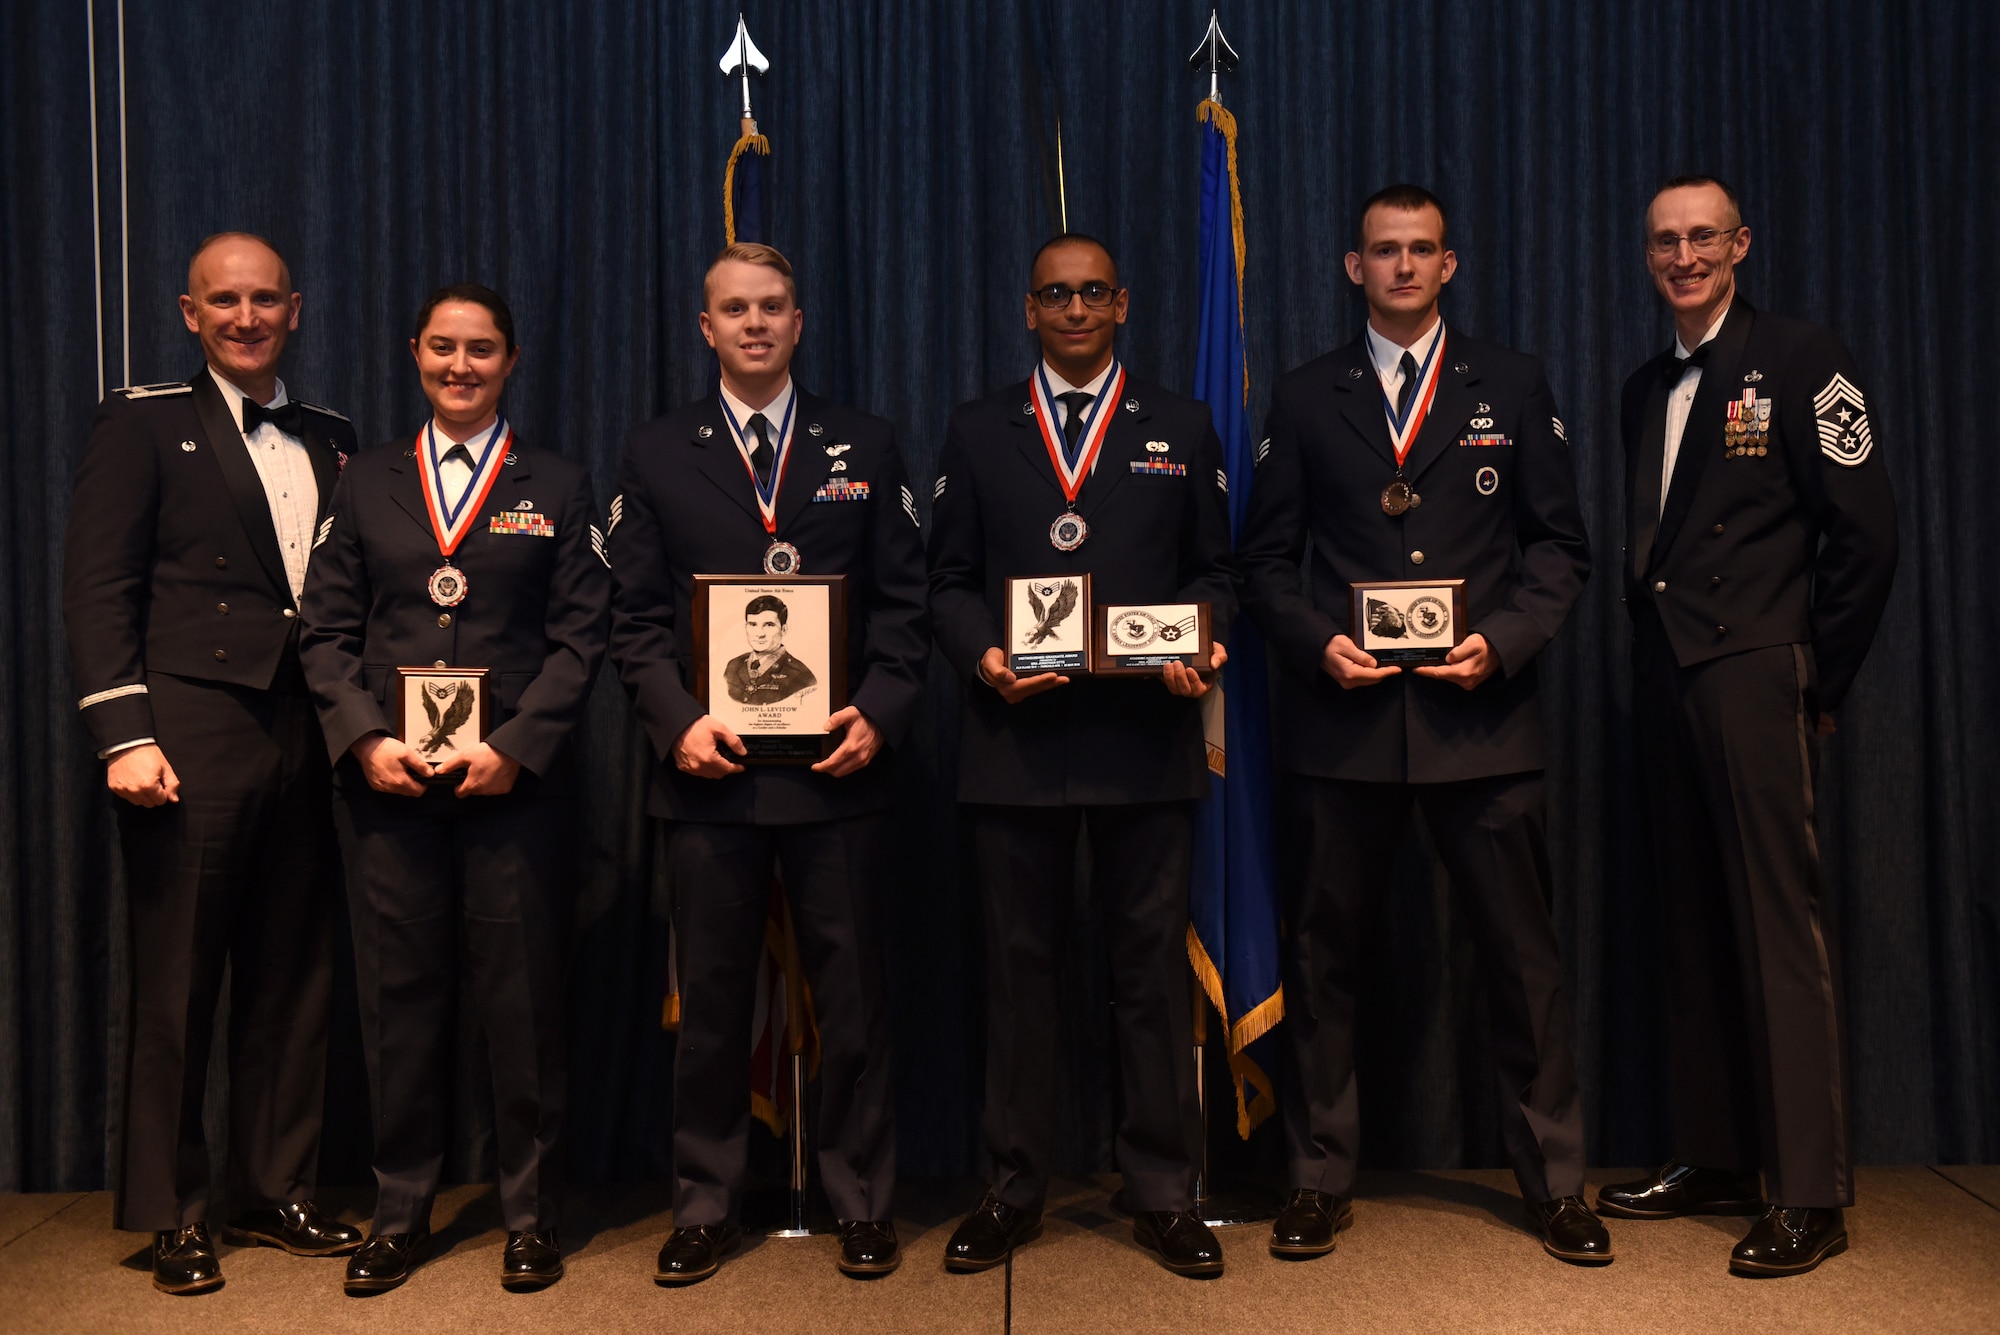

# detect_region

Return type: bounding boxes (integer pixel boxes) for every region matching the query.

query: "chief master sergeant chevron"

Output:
[61,231,362,1296]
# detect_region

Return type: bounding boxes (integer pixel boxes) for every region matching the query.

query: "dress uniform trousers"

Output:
[668,814,897,1226]
[1279,771,1585,1203]
[1631,607,1850,1208]
[332,767,569,1234]
[968,801,1204,1214]
[113,666,336,1231]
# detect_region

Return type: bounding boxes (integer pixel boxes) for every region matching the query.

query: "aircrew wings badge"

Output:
[1813,373,1873,466]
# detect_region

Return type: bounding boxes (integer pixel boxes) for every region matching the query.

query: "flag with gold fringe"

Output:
[1187,93,1284,1137]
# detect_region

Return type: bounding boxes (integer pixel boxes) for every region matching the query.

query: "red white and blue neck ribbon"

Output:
[718,389,798,536]
[417,415,511,556]
[1029,359,1126,504]
[1380,328,1445,466]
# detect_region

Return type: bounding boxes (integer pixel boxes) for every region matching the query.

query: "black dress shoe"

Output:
[654,1224,742,1285]
[1526,1196,1614,1264]
[1730,1206,1847,1276]
[1132,1210,1224,1277]
[836,1219,901,1276]
[502,1228,564,1291]
[224,1200,364,1256]
[1269,1188,1353,1258]
[944,1194,1042,1273]
[152,1223,223,1295]
[344,1231,431,1294]
[1597,1161,1765,1219]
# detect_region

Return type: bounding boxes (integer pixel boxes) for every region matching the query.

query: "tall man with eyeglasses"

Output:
[1239,185,1605,1265]
[1596,176,1896,1276]
[928,232,1236,1276]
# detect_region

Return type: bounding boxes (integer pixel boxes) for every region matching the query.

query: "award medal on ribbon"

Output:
[416,416,512,607]
[718,391,801,574]
[1029,360,1126,552]
[1378,331,1445,516]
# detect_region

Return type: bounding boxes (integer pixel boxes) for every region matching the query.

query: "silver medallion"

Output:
[428,564,468,607]
[763,540,802,576]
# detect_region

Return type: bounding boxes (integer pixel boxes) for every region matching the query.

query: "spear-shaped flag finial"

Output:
[1187,9,1239,106]
[719,13,770,135]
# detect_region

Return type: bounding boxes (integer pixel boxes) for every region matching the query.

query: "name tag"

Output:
[1458,433,1511,447]
[811,480,871,502]
[489,512,555,536]
[1129,459,1187,476]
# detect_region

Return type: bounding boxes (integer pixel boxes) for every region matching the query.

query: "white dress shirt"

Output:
[213,373,318,600]
[1038,360,1115,472]
[1660,303,1733,514]
[1365,317,1446,406]
[426,417,504,516]
[718,377,798,481]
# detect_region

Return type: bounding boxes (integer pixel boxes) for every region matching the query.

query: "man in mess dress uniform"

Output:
[1596,175,1897,1277]
[62,232,362,1294]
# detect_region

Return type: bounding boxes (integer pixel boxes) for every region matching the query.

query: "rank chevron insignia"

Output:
[606,493,624,535]
[589,524,609,567]
[900,484,920,528]
[1812,373,1873,466]
[313,514,335,549]
[933,475,947,499]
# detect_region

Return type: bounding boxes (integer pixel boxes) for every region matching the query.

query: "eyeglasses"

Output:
[1031,281,1121,309]
[1646,226,1744,258]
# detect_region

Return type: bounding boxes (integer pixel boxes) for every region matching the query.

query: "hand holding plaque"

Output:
[393,666,493,784]
[1348,579,1467,667]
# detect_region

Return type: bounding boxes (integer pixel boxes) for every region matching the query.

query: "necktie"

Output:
[748,412,775,488]
[241,398,303,435]
[442,443,475,470]
[1664,341,1712,385]
[1395,351,1419,417]
[1056,391,1094,461]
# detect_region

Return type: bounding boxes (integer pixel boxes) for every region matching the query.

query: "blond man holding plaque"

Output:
[608,244,928,1284]
[1238,186,1602,1264]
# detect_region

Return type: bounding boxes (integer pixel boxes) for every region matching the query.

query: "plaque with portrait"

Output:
[1005,573,1093,675]
[1093,601,1212,676]
[394,666,493,781]
[1349,578,1467,666]
[693,574,849,762]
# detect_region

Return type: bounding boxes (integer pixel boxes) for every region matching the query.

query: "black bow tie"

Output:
[240,398,303,435]
[1664,342,1713,385]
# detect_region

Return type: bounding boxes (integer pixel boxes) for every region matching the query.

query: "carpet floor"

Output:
[1,1168,1994,1334]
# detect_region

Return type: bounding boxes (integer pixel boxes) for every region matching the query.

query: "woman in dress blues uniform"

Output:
[299,284,608,1295]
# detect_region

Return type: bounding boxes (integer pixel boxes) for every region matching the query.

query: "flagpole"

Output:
[1186,9,1279,1229]
[767,1052,813,1237]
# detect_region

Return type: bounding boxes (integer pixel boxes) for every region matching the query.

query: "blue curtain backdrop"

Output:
[3,0,1994,1195]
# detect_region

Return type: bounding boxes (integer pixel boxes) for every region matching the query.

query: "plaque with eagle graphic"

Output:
[394,667,493,780]
[1006,573,1093,674]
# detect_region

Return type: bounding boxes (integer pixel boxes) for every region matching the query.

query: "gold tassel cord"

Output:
[1196,98,1249,407]
[722,131,771,245]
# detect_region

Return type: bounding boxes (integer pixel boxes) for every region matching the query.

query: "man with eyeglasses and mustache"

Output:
[928,232,1236,1277]
[1597,175,1897,1276]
